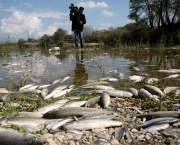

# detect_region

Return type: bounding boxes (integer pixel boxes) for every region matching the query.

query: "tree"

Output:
[53,28,66,42]
[128,0,180,29]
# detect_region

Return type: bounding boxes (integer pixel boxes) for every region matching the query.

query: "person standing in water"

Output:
[70,7,86,49]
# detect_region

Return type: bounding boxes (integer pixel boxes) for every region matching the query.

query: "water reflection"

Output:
[73,50,88,86]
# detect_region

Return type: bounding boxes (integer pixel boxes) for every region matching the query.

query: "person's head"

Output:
[79,7,84,14]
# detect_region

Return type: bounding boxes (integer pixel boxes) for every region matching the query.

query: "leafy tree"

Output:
[128,0,180,29]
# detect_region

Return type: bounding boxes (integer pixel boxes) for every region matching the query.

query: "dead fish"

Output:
[63,119,122,130]
[100,92,111,109]
[43,107,110,119]
[19,84,34,91]
[128,75,145,83]
[1,117,50,127]
[160,129,180,139]
[164,87,180,94]
[52,88,72,99]
[39,84,51,89]
[114,124,125,141]
[93,139,111,145]
[125,129,133,143]
[126,88,138,98]
[138,124,169,134]
[20,89,41,94]
[136,111,180,119]
[53,85,68,91]
[0,127,42,145]
[175,89,180,96]
[85,96,101,108]
[99,77,118,82]
[34,100,68,114]
[144,85,165,96]
[17,112,43,118]
[133,66,141,71]
[60,101,87,108]
[163,74,179,79]
[52,79,61,85]
[98,89,133,98]
[152,95,159,102]
[41,88,48,98]
[0,88,11,94]
[136,117,179,129]
[138,88,153,100]
[60,76,70,83]
[44,89,61,100]
[51,118,73,130]
[157,69,179,73]
[82,85,115,90]
[80,81,109,87]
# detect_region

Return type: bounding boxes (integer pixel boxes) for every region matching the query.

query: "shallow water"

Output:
[0,47,180,89]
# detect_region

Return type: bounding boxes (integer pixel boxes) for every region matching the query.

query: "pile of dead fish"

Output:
[0,76,180,144]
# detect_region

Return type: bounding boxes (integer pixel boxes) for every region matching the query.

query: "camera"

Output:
[69,4,78,13]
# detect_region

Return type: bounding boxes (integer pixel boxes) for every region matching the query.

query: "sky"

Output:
[0,0,131,42]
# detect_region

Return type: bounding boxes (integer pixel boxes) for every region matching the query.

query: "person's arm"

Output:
[83,15,86,25]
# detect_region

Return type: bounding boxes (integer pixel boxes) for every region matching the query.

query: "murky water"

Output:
[0,47,180,89]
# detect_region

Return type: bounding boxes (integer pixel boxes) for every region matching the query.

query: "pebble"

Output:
[74,135,82,140]
[131,128,138,133]
[137,134,145,141]
[68,141,75,145]
[111,138,120,145]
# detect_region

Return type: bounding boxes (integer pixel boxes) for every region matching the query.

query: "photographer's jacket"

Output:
[70,12,86,31]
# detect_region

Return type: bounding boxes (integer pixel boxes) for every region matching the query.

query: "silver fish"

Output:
[0,128,42,145]
[85,96,101,108]
[99,89,133,98]
[138,88,153,100]
[136,117,179,129]
[20,89,41,94]
[125,129,133,143]
[136,111,180,119]
[52,88,72,99]
[164,74,179,79]
[164,87,180,94]
[41,88,48,98]
[100,92,111,109]
[43,107,110,119]
[19,84,34,91]
[139,124,169,134]
[0,88,11,93]
[60,101,87,108]
[114,124,125,141]
[63,119,122,130]
[51,118,73,130]
[60,76,70,83]
[144,85,165,96]
[80,81,109,87]
[83,85,115,90]
[126,88,138,97]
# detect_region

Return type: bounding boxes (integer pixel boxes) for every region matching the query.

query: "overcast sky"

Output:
[0,0,131,42]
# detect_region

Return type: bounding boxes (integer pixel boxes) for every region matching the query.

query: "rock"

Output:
[74,135,82,141]
[131,128,138,133]
[45,139,57,145]
[145,134,151,140]
[68,141,75,145]
[137,134,145,141]
[65,133,75,140]
[111,138,120,145]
